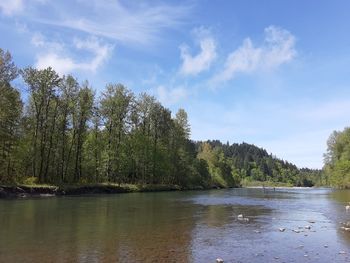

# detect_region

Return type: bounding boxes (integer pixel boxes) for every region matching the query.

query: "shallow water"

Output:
[0,188,350,262]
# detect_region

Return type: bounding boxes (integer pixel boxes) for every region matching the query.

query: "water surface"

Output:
[0,188,350,262]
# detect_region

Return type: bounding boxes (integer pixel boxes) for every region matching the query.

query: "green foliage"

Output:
[196,140,322,187]
[324,127,350,188]
[0,49,22,182]
[22,176,38,186]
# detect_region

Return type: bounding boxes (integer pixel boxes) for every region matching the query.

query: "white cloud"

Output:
[36,0,190,45]
[211,25,296,84]
[0,0,23,15]
[156,85,188,106]
[33,35,114,75]
[0,0,47,16]
[179,27,217,75]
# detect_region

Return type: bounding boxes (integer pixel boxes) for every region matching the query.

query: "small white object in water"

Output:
[279,228,286,232]
[346,205,350,211]
[292,229,300,233]
[305,225,311,229]
[216,258,224,263]
[339,251,346,254]
[340,226,350,231]
[237,214,243,219]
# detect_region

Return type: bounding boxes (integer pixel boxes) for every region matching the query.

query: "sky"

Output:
[1,0,350,169]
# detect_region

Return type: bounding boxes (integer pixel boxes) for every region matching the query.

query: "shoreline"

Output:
[0,184,329,199]
[0,183,225,199]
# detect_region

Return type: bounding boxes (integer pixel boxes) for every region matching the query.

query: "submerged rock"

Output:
[279,228,286,232]
[216,258,224,263]
[305,225,311,229]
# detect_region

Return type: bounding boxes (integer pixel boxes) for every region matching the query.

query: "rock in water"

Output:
[340,226,350,232]
[279,228,286,232]
[237,214,243,219]
[216,258,224,263]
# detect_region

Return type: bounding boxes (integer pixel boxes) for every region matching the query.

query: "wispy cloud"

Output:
[35,0,191,46]
[211,25,296,85]
[179,27,217,75]
[32,34,114,75]
[0,0,23,15]
[0,0,47,16]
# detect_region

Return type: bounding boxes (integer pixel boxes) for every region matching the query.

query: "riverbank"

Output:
[0,183,217,199]
[240,179,294,188]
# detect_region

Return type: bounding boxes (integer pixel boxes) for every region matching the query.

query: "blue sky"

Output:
[1,0,350,168]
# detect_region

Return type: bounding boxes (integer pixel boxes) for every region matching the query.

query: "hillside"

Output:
[195,140,323,187]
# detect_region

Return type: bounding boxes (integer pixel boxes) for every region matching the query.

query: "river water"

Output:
[0,188,350,262]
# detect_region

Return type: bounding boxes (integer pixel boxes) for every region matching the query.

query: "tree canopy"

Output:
[324,127,350,188]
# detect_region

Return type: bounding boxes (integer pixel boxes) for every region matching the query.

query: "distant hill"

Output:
[195,140,323,187]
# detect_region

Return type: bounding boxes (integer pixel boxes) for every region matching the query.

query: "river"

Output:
[0,188,349,262]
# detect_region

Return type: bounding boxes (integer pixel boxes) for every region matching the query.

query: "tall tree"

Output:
[73,82,94,183]
[56,75,79,182]
[100,84,133,183]
[22,67,61,183]
[0,49,22,182]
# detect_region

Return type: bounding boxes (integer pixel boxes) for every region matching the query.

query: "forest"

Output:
[0,48,321,189]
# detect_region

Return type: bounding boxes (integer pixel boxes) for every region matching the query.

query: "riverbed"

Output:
[0,188,349,262]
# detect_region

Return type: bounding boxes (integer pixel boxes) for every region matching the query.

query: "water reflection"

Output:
[0,193,196,262]
[0,189,350,262]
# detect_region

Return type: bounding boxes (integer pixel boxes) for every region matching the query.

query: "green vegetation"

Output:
[0,48,235,189]
[0,48,321,191]
[195,141,322,187]
[324,127,350,188]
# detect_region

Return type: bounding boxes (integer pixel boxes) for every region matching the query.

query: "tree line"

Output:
[0,48,221,188]
[0,48,321,188]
